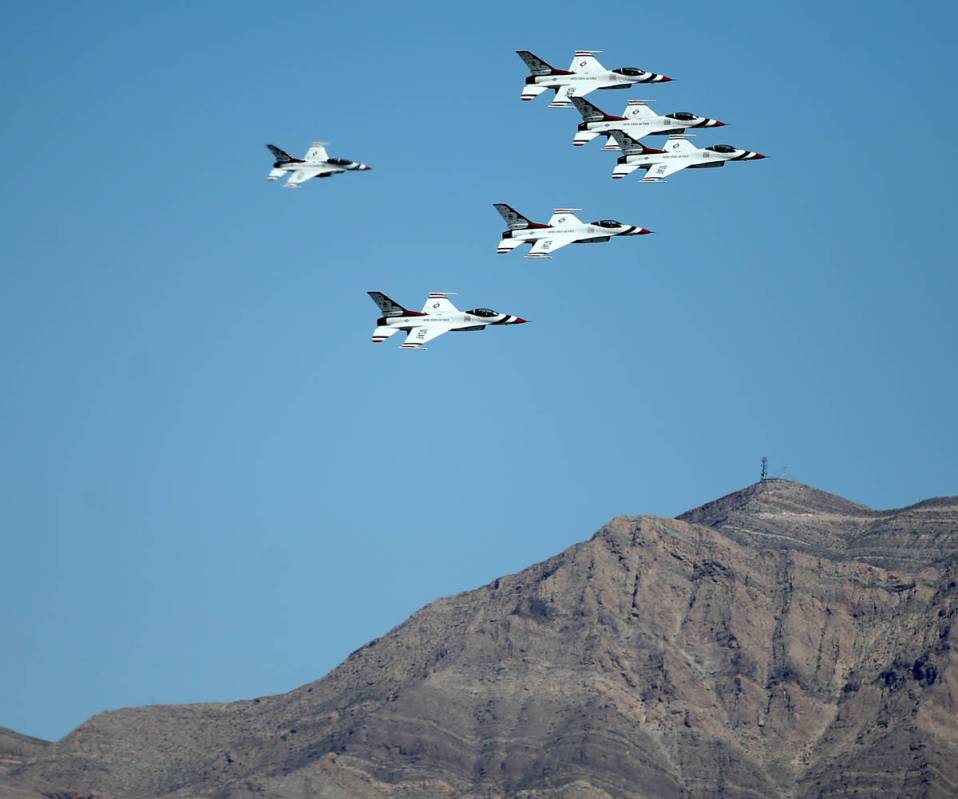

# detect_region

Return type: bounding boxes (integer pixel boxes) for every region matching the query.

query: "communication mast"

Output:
[760,456,768,482]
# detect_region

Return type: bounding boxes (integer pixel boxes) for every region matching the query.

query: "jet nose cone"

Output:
[362,164,372,170]
[750,153,766,160]
[711,120,727,127]
[657,74,673,82]
[639,228,654,235]
[512,316,528,324]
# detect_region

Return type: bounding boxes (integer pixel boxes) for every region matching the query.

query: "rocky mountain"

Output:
[0,729,52,799]
[4,480,957,799]
[0,728,47,777]
[678,479,958,571]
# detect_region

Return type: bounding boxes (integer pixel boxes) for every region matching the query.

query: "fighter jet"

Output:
[494,204,652,259]
[265,142,371,188]
[517,50,671,108]
[368,292,527,350]
[608,131,765,183]
[571,97,725,149]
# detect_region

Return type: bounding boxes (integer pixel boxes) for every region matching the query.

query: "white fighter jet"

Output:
[571,97,725,149]
[494,204,652,259]
[608,131,766,183]
[517,50,671,108]
[368,292,527,350]
[265,142,371,188]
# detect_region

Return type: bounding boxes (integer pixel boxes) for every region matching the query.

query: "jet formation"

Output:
[265,49,765,349]
[266,142,371,188]
[494,204,651,259]
[369,292,526,350]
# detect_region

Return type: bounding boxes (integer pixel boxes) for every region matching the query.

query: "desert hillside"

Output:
[4,480,957,798]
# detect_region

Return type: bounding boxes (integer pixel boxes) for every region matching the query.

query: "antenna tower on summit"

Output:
[760,456,768,482]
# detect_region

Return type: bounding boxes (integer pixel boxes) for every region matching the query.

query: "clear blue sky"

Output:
[1,0,955,741]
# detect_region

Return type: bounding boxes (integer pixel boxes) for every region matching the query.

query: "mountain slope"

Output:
[0,727,48,777]
[6,480,958,798]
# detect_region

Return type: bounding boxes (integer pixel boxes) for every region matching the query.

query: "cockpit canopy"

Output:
[706,144,737,154]
[467,308,499,318]
[667,112,697,121]
[613,67,646,77]
[326,157,353,167]
[593,219,622,228]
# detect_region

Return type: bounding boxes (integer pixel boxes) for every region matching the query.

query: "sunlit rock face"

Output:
[6,480,958,799]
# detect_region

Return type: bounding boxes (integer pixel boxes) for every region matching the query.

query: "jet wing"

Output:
[400,325,452,349]
[641,161,688,183]
[526,235,576,258]
[569,52,604,73]
[420,295,459,315]
[304,142,329,162]
[284,167,328,187]
[550,85,585,108]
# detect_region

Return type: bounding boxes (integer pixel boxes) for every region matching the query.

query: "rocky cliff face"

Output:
[4,480,957,799]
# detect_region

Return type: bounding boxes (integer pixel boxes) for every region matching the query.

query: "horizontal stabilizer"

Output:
[521,84,548,101]
[573,130,602,147]
[371,326,400,343]
[611,163,641,180]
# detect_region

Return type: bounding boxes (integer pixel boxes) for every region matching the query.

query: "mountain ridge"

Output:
[4,480,957,798]
[678,478,958,571]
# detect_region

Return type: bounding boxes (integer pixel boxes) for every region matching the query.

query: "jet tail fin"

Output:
[516,50,558,76]
[368,291,409,318]
[267,144,298,165]
[570,96,614,122]
[493,203,539,230]
[608,129,661,155]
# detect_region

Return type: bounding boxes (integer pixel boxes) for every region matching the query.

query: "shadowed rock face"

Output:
[5,480,958,799]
